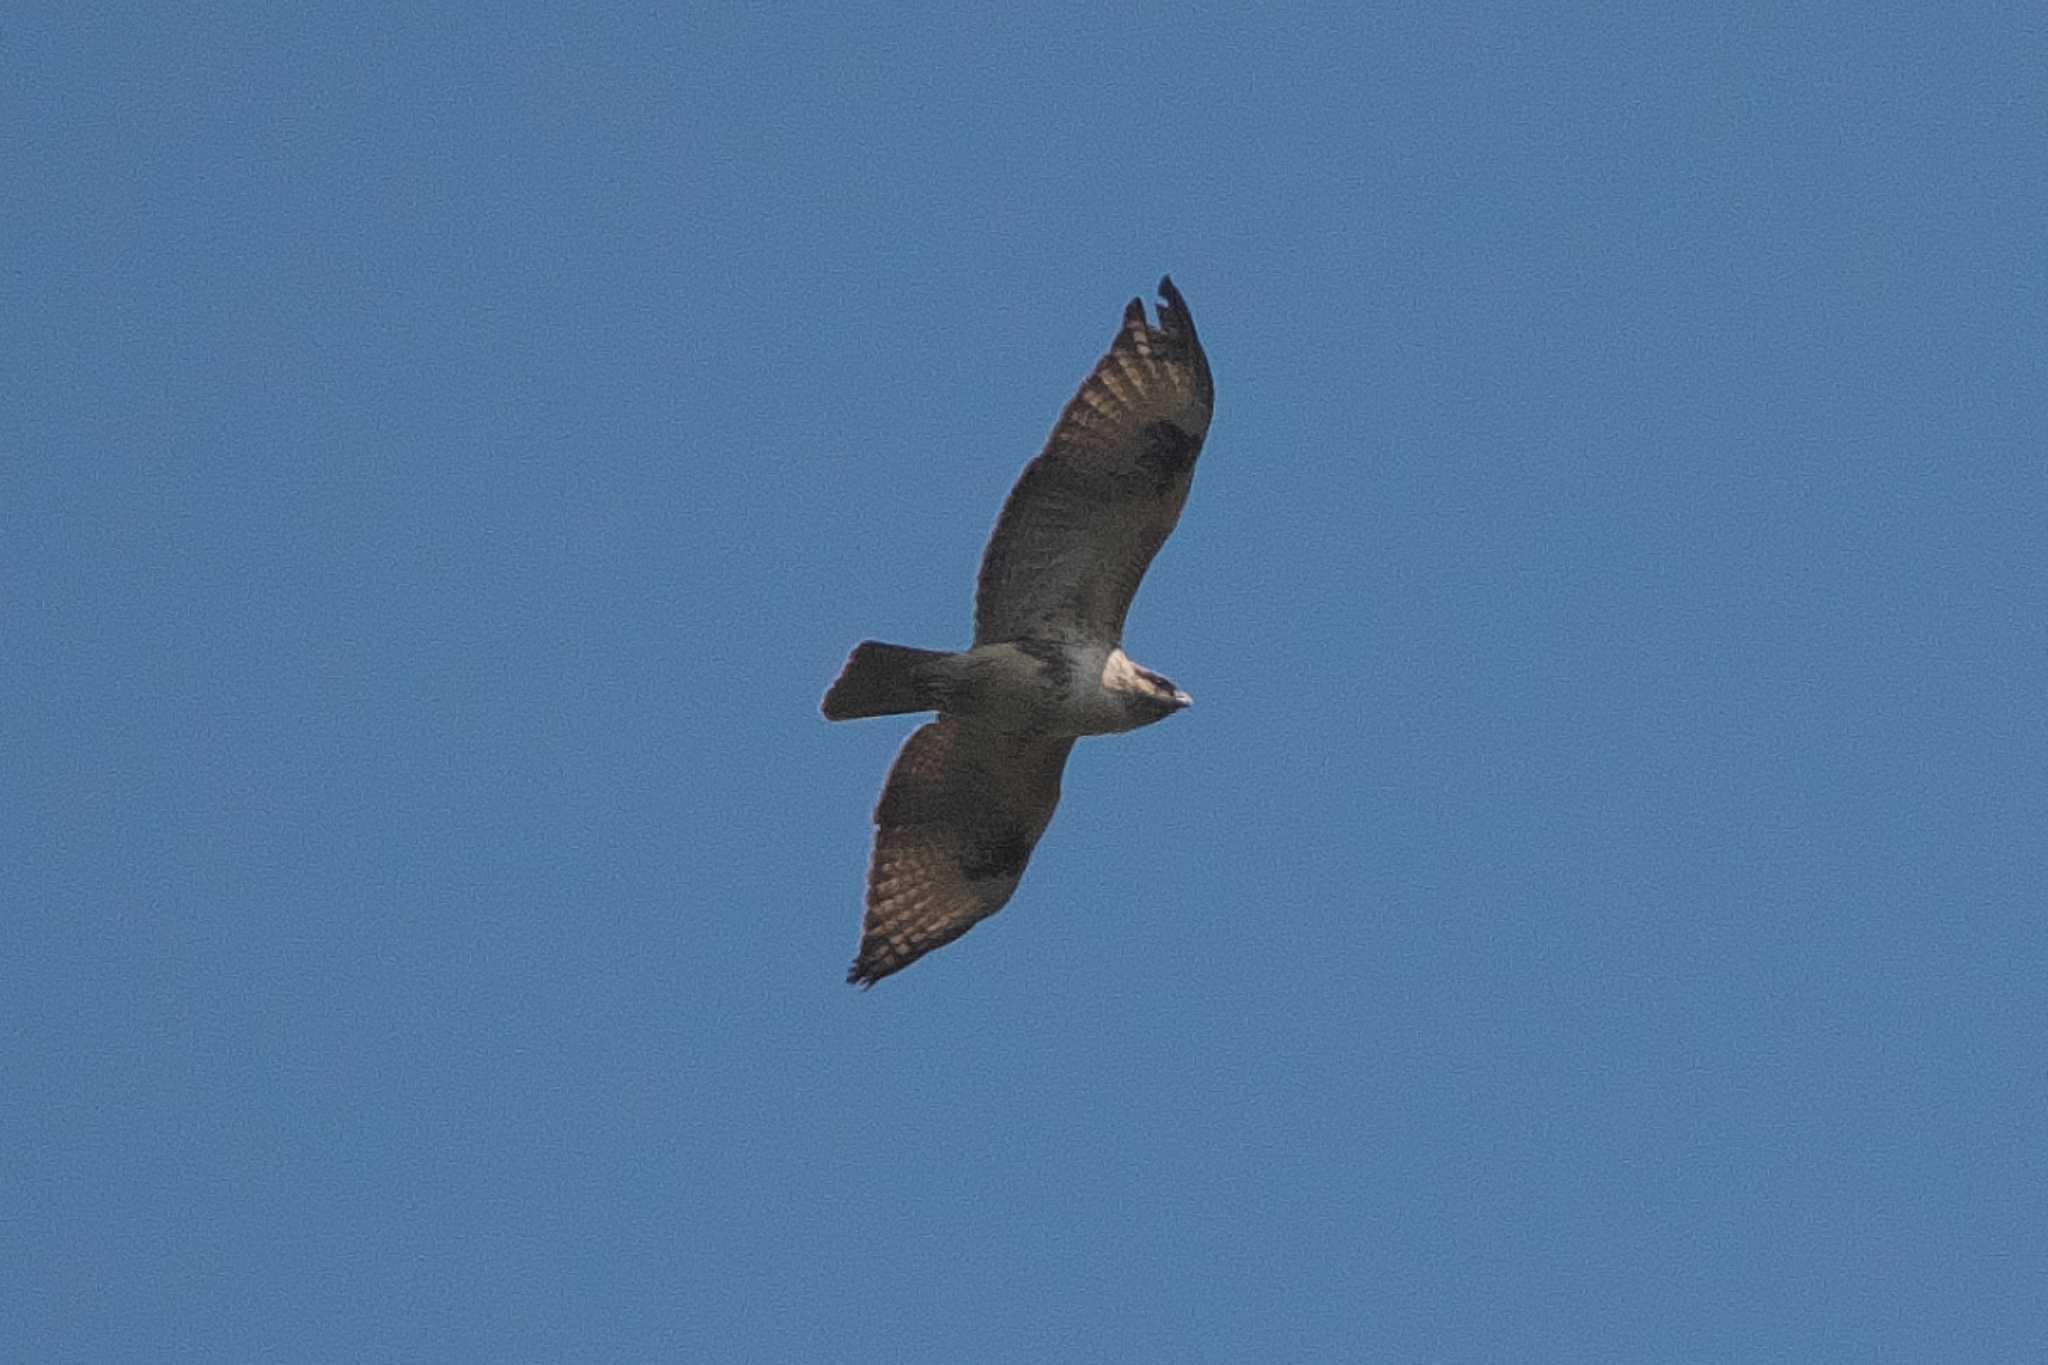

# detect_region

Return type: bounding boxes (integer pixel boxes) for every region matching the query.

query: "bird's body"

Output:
[823,277,1214,985]
[825,639,1188,738]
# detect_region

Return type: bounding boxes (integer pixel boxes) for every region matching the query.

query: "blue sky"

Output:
[8,4,2045,1360]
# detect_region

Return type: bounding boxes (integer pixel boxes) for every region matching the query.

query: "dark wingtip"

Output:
[1123,297,1145,327]
[847,948,887,988]
[1155,275,1194,335]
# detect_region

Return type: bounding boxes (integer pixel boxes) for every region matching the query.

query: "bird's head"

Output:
[1105,650,1192,726]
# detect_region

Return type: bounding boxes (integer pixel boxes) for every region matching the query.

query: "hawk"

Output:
[822,277,1215,985]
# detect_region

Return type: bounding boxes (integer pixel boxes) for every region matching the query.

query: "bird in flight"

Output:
[822,276,1215,985]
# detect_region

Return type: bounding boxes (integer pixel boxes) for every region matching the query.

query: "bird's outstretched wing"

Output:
[850,718,1075,986]
[974,276,1214,648]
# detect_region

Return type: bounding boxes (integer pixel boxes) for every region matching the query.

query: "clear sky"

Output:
[8,4,2045,1361]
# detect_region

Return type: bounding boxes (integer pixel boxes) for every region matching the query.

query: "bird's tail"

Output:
[821,641,954,721]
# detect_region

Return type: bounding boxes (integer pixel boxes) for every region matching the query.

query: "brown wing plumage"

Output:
[974,276,1214,647]
[849,718,1076,986]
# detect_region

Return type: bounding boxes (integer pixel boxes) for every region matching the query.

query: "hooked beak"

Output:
[1171,689,1194,709]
